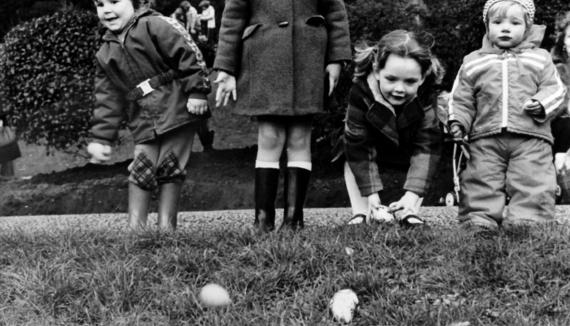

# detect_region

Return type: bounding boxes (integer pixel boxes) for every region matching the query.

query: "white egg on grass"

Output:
[199,283,232,307]
[329,288,359,323]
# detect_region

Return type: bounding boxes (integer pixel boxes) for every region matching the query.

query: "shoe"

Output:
[461,222,499,239]
[346,214,367,225]
[397,213,426,228]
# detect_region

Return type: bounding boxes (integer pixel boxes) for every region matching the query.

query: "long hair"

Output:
[353,30,435,80]
[551,11,570,64]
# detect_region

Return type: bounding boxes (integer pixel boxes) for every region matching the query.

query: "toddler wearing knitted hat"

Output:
[446,0,567,232]
[482,0,535,50]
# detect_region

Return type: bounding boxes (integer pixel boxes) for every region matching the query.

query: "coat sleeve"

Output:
[448,63,476,132]
[148,16,211,99]
[90,61,125,145]
[320,0,352,63]
[556,63,570,116]
[344,90,383,197]
[213,0,250,75]
[530,53,568,123]
[404,106,443,197]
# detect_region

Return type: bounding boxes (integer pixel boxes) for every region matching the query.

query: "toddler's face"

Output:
[376,54,424,107]
[488,4,527,50]
[564,25,570,56]
[95,0,135,34]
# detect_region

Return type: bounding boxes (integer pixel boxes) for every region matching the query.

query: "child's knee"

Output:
[286,132,311,151]
[129,152,158,191]
[156,151,187,184]
[258,128,286,150]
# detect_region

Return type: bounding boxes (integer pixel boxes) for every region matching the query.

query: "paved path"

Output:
[1,206,569,234]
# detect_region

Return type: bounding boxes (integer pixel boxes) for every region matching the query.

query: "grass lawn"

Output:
[1,222,569,325]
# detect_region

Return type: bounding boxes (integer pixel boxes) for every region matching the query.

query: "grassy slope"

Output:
[1,221,569,325]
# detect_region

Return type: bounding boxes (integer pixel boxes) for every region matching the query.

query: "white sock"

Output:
[255,160,280,169]
[287,161,312,171]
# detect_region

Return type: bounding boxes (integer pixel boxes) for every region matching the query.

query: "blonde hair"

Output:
[485,1,532,31]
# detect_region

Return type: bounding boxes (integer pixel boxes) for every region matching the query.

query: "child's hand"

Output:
[325,63,342,95]
[187,98,208,115]
[367,193,381,213]
[214,71,237,107]
[87,142,112,163]
[388,191,420,215]
[448,121,465,141]
[555,151,570,175]
[523,99,544,117]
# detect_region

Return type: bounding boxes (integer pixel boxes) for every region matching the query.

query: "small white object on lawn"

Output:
[344,247,354,256]
[330,289,359,323]
[199,283,232,307]
[369,205,395,223]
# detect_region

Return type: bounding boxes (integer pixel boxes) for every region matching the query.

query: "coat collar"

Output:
[479,24,545,55]
[354,78,425,146]
[101,8,157,42]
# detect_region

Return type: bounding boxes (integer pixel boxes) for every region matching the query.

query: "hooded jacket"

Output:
[449,25,567,144]
[91,9,210,145]
[344,78,443,197]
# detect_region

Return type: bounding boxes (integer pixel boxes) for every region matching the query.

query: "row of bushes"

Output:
[1,0,569,151]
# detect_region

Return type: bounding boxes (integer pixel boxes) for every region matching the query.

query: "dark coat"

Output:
[213,0,352,116]
[91,9,210,145]
[344,79,443,197]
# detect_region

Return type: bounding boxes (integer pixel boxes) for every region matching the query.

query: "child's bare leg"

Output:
[281,121,312,230]
[254,120,286,232]
[343,161,368,217]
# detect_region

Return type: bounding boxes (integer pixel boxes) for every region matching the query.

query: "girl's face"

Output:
[487,4,527,50]
[376,54,424,107]
[564,25,570,56]
[95,0,136,34]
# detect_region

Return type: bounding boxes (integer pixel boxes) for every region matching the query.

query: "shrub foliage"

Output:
[0,10,99,151]
[1,0,570,151]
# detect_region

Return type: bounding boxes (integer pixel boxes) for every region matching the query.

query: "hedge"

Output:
[1,0,570,152]
[0,10,100,152]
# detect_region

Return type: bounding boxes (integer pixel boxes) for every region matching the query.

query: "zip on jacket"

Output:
[448,25,567,144]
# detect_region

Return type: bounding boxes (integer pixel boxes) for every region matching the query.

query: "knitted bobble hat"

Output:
[482,0,535,22]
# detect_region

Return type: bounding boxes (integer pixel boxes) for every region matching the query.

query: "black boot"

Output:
[281,168,311,231]
[128,183,152,231]
[198,121,215,152]
[157,183,182,231]
[254,168,279,233]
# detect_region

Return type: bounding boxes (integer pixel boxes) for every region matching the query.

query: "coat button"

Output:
[278,21,289,27]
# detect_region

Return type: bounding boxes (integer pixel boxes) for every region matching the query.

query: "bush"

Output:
[313,0,570,159]
[0,10,99,152]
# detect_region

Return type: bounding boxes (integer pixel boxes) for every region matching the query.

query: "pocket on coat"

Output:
[242,23,262,40]
[305,15,326,27]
